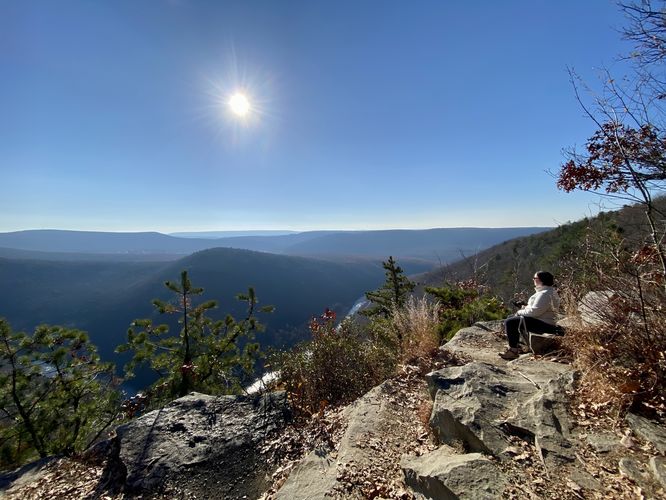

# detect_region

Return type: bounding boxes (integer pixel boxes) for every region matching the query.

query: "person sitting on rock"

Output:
[499,270,561,360]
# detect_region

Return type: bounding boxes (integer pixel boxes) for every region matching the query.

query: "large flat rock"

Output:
[428,323,576,468]
[111,391,289,497]
[427,362,534,455]
[442,323,507,365]
[402,450,506,500]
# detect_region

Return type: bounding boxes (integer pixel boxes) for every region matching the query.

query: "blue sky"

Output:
[1,1,633,232]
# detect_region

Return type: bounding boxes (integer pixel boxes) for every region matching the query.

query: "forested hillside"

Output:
[419,198,666,301]
[0,247,390,385]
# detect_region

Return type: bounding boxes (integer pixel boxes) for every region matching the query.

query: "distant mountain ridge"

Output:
[0,230,207,255]
[170,230,298,239]
[0,227,551,264]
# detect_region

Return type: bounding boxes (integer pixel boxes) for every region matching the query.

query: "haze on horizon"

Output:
[1,1,632,233]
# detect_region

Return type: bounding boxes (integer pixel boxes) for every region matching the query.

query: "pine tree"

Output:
[117,270,273,401]
[0,319,120,467]
[362,256,415,319]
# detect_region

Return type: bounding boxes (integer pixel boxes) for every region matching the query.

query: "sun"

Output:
[228,92,251,117]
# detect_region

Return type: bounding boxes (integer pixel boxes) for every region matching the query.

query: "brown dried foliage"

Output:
[559,225,666,418]
[558,122,666,195]
[391,296,441,364]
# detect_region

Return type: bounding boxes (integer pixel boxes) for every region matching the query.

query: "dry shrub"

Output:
[560,224,666,418]
[391,296,441,363]
[274,298,442,417]
[564,301,666,417]
[273,310,396,417]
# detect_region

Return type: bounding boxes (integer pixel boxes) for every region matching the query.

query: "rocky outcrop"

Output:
[95,391,289,498]
[273,322,586,499]
[427,323,573,461]
[578,290,619,326]
[272,385,390,500]
[401,321,666,499]
[402,322,580,498]
[0,456,60,493]
[426,362,575,466]
[5,319,666,498]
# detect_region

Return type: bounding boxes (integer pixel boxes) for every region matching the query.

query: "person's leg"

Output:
[504,316,522,348]
[500,317,522,359]
[522,317,558,335]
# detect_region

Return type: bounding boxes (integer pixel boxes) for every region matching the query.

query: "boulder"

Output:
[578,291,619,326]
[508,371,576,467]
[650,456,666,488]
[619,457,653,490]
[426,362,534,455]
[401,450,506,499]
[442,323,507,366]
[102,391,289,497]
[626,413,666,455]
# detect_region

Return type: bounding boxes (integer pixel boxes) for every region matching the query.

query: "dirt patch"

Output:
[2,458,109,500]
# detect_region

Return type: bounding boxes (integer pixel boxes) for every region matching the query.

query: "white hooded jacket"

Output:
[516,285,560,325]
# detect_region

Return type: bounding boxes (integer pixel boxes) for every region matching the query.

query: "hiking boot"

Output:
[499,347,521,360]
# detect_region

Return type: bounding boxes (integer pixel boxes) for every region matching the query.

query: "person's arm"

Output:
[516,291,550,318]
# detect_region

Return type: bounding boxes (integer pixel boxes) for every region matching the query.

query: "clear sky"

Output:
[1,0,634,232]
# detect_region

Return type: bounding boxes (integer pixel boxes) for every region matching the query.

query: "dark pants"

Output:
[504,316,559,348]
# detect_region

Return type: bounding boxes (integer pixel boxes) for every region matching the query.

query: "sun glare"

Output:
[229,92,251,117]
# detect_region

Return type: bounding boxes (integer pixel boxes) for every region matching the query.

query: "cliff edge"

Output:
[2,322,665,499]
